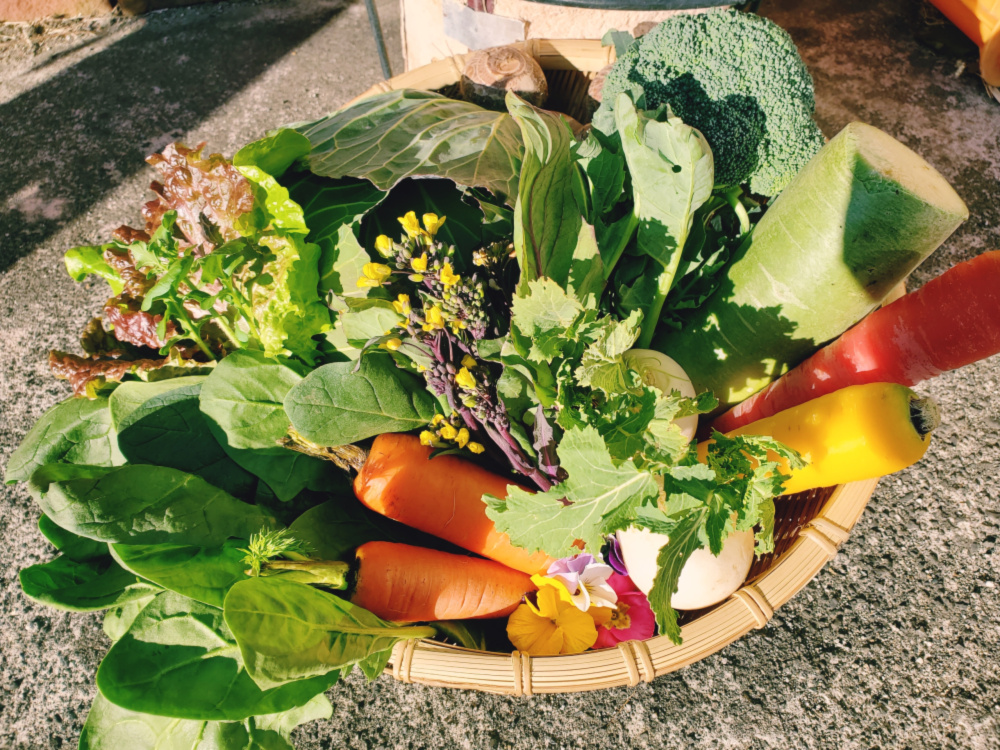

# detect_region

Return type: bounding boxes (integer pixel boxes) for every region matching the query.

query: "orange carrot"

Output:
[351,541,534,622]
[354,433,556,576]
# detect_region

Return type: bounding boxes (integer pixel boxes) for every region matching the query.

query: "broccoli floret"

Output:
[596,10,825,197]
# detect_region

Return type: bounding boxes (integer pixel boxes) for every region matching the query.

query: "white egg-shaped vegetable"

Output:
[617,526,755,610]
[622,349,698,442]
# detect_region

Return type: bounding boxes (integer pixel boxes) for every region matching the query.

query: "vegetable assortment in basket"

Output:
[6,8,1000,748]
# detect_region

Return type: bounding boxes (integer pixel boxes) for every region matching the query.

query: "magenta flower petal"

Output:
[592,575,655,649]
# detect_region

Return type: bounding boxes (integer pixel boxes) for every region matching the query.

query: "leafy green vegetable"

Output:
[64,244,124,295]
[614,95,713,348]
[297,89,524,201]
[224,577,435,690]
[199,350,335,501]
[79,692,333,750]
[284,352,438,446]
[507,94,604,302]
[111,540,249,608]
[637,432,805,643]
[339,300,404,348]
[97,592,337,721]
[30,463,276,546]
[113,379,255,498]
[37,514,107,562]
[103,596,158,643]
[233,128,311,178]
[18,555,159,612]
[5,396,123,485]
[485,426,659,556]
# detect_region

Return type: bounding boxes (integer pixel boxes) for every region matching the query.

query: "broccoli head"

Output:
[596,10,825,197]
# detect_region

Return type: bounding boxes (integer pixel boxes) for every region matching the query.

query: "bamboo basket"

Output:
[350,39,884,695]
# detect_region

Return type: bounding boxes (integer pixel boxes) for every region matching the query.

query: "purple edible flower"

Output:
[605,534,629,576]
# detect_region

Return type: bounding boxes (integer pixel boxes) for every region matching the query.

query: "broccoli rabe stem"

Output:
[636,255,683,350]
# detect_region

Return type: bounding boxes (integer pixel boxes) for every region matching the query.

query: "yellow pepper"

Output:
[697,383,938,495]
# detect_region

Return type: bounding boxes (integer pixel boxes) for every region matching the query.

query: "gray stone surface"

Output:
[1,0,998,748]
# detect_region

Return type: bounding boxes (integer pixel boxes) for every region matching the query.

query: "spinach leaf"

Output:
[297,90,523,201]
[507,94,604,302]
[233,127,312,178]
[37,513,107,562]
[199,350,335,501]
[111,539,249,608]
[113,379,255,498]
[18,555,159,612]
[284,353,438,446]
[224,577,435,690]
[288,495,447,561]
[30,463,276,546]
[79,692,332,749]
[103,596,158,643]
[5,396,123,485]
[97,592,338,721]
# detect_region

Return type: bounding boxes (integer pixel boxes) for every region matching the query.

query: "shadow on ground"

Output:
[0,0,345,273]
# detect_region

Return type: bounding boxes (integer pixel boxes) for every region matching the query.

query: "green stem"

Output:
[601,212,640,280]
[635,268,674,350]
[171,303,215,359]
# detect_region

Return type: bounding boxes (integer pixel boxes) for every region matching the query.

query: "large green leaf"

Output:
[199,350,335,501]
[97,592,338,722]
[37,513,107,562]
[614,95,713,308]
[507,95,604,302]
[111,539,249,608]
[284,353,438,446]
[224,577,434,690]
[5,396,123,484]
[646,508,706,644]
[484,426,659,556]
[18,555,159,612]
[297,90,523,201]
[80,688,333,749]
[112,379,255,498]
[30,464,276,546]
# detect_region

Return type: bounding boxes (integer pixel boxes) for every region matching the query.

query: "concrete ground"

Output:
[1,0,998,747]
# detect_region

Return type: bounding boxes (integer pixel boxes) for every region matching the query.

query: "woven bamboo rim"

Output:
[348,40,882,694]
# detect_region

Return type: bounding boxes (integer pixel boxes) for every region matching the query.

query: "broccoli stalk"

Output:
[594,9,825,198]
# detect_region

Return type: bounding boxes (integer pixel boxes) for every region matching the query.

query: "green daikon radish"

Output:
[654,121,968,408]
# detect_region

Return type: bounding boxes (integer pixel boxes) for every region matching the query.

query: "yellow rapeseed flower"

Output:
[467,442,485,454]
[419,431,436,447]
[506,587,598,656]
[455,367,477,390]
[422,213,446,236]
[392,294,411,316]
[431,414,445,426]
[440,423,458,440]
[384,338,402,351]
[374,234,394,258]
[362,263,392,282]
[461,354,477,369]
[456,428,470,449]
[410,253,428,272]
[398,211,423,238]
[422,306,445,332]
[440,262,460,288]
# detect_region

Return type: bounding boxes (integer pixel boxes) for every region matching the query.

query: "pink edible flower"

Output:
[592,573,656,649]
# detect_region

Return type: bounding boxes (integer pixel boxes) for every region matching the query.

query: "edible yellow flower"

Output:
[455,367,477,390]
[440,262,460,288]
[439,423,458,440]
[410,253,428,273]
[431,414,445,426]
[529,575,577,607]
[398,211,423,238]
[507,587,598,656]
[422,213,446,236]
[356,276,382,289]
[467,442,485,454]
[419,431,436,447]
[456,428,470,449]
[383,338,402,351]
[392,294,411,316]
[362,263,392,283]
[461,354,477,369]
[422,305,445,332]
[374,234,394,258]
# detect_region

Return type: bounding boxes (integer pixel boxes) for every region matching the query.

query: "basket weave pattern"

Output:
[353,40,880,694]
